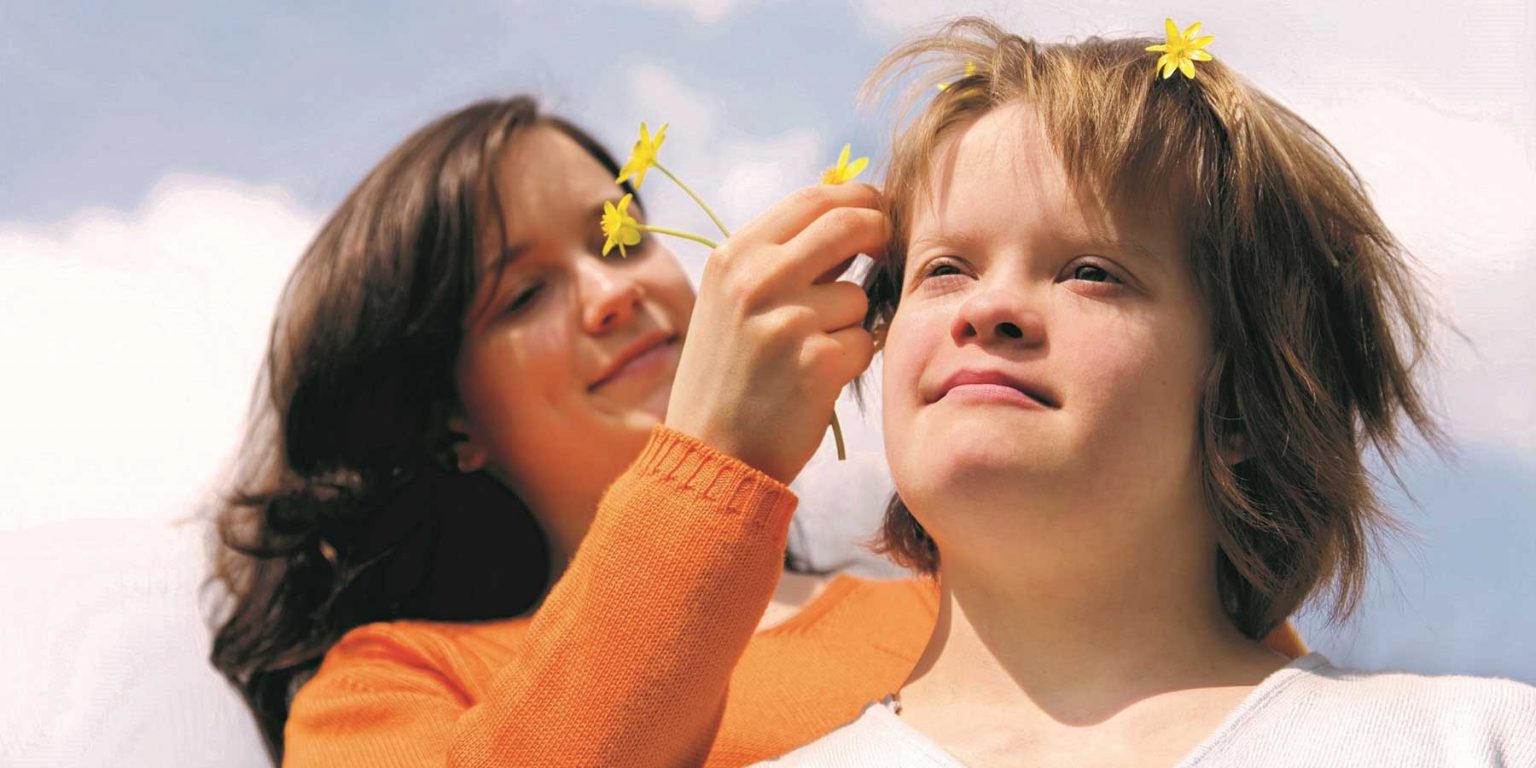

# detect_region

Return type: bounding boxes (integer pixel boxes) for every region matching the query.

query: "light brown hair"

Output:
[859,18,1442,639]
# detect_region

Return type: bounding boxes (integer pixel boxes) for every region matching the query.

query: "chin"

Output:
[892,421,1069,501]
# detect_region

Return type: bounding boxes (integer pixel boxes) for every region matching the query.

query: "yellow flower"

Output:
[821,143,869,185]
[615,122,668,189]
[1145,18,1214,80]
[936,60,977,91]
[600,194,643,258]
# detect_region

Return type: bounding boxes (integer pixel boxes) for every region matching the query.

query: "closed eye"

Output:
[506,281,544,314]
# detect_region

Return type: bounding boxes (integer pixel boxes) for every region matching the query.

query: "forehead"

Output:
[490,125,617,242]
[907,102,1108,247]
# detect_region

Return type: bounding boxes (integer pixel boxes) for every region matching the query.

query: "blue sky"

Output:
[2,0,1533,694]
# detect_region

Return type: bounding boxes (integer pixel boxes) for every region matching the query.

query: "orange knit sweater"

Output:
[284,426,1306,767]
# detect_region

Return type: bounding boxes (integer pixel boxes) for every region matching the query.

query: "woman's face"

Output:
[881,102,1214,552]
[452,125,695,533]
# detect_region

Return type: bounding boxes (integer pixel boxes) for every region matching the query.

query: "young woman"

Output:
[207,96,935,767]
[765,19,1535,766]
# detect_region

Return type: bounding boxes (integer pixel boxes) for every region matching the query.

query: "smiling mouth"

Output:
[589,335,677,391]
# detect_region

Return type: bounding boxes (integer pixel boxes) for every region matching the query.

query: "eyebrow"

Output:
[481,242,529,277]
[481,194,641,272]
[908,231,1160,266]
[907,230,987,257]
[1082,235,1158,265]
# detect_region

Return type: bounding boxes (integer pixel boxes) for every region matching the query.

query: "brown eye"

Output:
[1071,264,1116,283]
[921,259,964,279]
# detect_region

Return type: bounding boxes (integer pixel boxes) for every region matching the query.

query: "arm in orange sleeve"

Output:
[284,425,797,768]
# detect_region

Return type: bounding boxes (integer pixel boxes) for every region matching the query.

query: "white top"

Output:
[756,654,1536,767]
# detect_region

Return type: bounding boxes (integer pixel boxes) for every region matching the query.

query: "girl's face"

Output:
[882,101,1214,547]
[452,126,695,526]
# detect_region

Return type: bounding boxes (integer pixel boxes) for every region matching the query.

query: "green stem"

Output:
[829,410,846,461]
[656,163,732,239]
[639,225,718,250]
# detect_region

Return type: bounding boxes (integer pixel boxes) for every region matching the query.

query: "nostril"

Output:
[997,322,1023,339]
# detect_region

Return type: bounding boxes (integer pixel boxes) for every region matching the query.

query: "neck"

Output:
[489,464,592,597]
[899,497,1284,725]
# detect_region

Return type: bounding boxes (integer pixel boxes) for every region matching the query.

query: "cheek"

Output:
[881,304,945,423]
[459,319,581,435]
[1066,313,1210,441]
[640,251,697,331]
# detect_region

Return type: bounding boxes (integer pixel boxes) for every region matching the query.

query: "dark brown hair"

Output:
[859,18,1442,638]
[204,96,636,763]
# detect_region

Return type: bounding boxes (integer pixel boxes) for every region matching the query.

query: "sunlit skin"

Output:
[881,101,1286,766]
[450,126,695,573]
[447,126,827,620]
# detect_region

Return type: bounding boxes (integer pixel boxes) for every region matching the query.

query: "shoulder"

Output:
[308,617,530,692]
[1309,658,1536,726]
[1244,655,1536,763]
[838,574,939,621]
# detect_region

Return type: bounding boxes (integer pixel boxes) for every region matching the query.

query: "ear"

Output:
[447,415,488,473]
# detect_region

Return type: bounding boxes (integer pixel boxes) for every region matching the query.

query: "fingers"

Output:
[816,323,876,384]
[733,183,882,246]
[782,206,890,288]
[797,280,870,334]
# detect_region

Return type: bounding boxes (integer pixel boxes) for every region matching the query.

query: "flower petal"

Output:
[1156,53,1171,72]
[844,156,868,181]
[1190,35,1215,49]
[1180,57,1196,79]
[1190,50,1213,62]
[1146,43,1168,52]
[1164,17,1179,40]
[837,143,851,169]
[1183,21,1202,40]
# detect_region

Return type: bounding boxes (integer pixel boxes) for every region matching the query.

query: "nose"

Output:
[950,287,1046,348]
[579,258,645,335]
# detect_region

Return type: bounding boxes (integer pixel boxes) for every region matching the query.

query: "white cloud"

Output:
[626,63,721,143]
[715,128,823,225]
[623,64,829,284]
[1295,89,1536,460]
[0,175,319,532]
[636,0,754,24]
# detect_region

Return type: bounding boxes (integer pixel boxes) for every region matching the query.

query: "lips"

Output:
[930,367,1059,409]
[589,331,677,391]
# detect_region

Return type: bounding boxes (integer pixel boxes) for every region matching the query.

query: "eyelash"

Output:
[917,258,965,282]
[914,257,1125,287]
[506,281,544,314]
[1067,263,1121,285]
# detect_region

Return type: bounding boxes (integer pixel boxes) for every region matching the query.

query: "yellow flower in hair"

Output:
[1146,18,1214,80]
[936,60,977,91]
[600,194,643,258]
[615,122,667,189]
[821,143,869,185]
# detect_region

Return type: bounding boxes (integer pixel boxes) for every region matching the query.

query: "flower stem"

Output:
[829,411,846,461]
[639,225,718,250]
[656,163,732,239]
